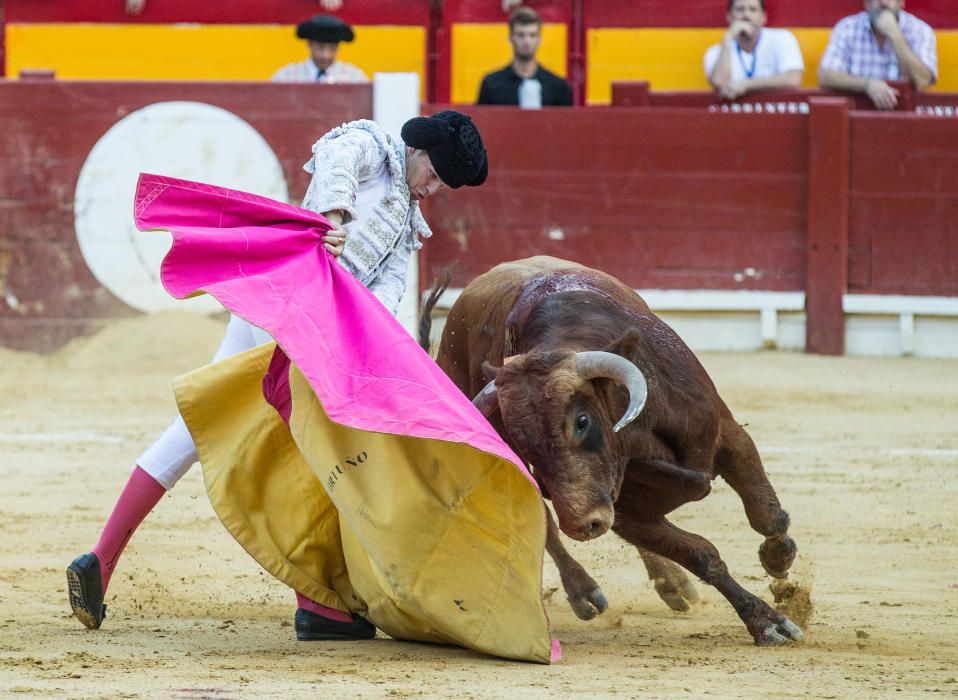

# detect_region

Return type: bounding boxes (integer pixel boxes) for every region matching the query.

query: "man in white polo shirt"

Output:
[704,0,804,101]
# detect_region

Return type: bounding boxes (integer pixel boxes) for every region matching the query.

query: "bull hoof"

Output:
[759,535,797,579]
[655,574,700,612]
[754,617,804,646]
[568,587,608,621]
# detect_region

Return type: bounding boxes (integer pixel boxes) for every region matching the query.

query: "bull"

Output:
[421,256,802,646]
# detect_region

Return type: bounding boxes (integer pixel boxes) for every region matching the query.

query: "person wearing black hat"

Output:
[65,111,488,643]
[272,14,368,83]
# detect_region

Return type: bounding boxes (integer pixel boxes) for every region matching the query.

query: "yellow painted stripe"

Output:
[937,32,958,91]
[587,27,958,104]
[6,23,955,100]
[6,23,425,86]
[587,28,717,102]
[451,23,567,104]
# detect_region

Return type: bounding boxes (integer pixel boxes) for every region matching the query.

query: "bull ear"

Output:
[480,361,501,383]
[604,329,641,359]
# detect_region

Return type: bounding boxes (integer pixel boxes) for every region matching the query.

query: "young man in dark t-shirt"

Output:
[477,7,574,108]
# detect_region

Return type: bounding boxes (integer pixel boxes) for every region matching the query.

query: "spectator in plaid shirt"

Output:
[818,0,937,111]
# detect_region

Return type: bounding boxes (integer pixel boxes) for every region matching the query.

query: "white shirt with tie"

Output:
[271,58,369,84]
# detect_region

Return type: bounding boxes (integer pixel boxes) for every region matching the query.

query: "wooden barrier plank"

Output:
[805,97,850,355]
[849,115,958,296]
[613,81,916,111]
[423,105,808,292]
[851,116,958,194]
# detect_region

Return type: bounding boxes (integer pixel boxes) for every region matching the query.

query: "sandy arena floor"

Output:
[0,312,956,698]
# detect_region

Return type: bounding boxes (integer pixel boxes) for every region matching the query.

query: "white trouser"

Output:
[137,315,272,489]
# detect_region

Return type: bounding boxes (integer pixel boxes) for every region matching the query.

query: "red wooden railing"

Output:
[610,80,934,113]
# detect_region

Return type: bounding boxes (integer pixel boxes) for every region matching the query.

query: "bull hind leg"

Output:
[638,549,699,612]
[544,506,608,620]
[715,424,797,579]
[614,513,803,646]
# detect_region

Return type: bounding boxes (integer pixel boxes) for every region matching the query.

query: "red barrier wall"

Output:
[421,105,809,292]
[849,114,958,296]
[422,101,958,297]
[2,81,957,354]
[0,81,371,351]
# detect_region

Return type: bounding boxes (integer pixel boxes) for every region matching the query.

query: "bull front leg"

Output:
[613,511,803,646]
[544,506,608,620]
[715,423,797,579]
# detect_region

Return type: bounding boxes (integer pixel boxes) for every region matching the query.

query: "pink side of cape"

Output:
[134,173,534,483]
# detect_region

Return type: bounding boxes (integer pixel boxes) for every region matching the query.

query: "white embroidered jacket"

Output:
[301,119,433,315]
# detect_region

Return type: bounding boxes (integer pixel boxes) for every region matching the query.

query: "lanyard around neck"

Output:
[735,38,759,79]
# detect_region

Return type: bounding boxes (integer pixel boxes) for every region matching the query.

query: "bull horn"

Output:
[575,351,648,433]
[471,379,499,417]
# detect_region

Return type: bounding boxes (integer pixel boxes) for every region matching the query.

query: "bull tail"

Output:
[418,267,454,352]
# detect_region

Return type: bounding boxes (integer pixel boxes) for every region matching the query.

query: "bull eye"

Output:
[574,413,589,434]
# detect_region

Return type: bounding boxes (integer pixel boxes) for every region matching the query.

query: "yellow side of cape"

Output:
[174,343,552,663]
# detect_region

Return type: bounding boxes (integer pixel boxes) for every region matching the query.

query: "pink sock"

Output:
[90,465,166,592]
[295,592,353,623]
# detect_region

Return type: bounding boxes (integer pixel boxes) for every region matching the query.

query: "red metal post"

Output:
[805,97,850,355]
[569,0,585,106]
[0,1,5,78]
[426,0,442,104]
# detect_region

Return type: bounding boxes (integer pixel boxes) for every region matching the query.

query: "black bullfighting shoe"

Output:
[294,608,377,641]
[66,552,106,630]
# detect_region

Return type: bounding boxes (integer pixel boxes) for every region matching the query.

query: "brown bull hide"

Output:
[425,256,802,646]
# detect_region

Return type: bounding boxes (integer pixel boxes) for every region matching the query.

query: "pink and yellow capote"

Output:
[134,173,558,663]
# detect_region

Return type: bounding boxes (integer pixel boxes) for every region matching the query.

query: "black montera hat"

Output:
[400,111,488,189]
[296,15,354,43]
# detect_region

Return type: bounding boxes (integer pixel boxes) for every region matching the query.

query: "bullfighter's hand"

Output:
[320,0,344,10]
[324,229,348,257]
[125,0,146,15]
[865,78,899,111]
